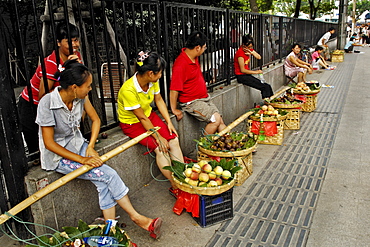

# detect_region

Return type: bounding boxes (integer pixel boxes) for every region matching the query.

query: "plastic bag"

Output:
[173,190,199,218]
[251,121,277,136]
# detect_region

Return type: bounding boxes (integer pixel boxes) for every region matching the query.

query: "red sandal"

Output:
[148,217,162,239]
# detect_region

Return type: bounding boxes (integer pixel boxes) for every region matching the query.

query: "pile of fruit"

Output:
[250,105,287,118]
[195,132,255,152]
[270,92,303,105]
[165,159,241,187]
[289,81,320,92]
[332,50,344,55]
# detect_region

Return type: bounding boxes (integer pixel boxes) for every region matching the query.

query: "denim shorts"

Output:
[56,142,129,210]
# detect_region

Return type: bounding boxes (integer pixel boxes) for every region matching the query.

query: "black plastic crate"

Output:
[192,188,233,227]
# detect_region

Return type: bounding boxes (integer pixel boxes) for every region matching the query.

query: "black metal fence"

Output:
[2,0,337,130]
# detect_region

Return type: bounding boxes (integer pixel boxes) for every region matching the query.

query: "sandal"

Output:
[148,217,162,239]
[169,187,179,199]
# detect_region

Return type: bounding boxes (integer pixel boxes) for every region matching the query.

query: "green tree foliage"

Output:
[168,0,272,12]
[348,0,370,20]
[273,0,336,20]
[273,0,297,17]
[300,0,337,20]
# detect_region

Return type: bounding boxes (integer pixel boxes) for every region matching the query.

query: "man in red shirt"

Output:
[170,31,226,135]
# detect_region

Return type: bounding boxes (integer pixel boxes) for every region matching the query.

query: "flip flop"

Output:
[148,217,162,239]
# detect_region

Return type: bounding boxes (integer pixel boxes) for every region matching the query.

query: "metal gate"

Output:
[0,13,32,238]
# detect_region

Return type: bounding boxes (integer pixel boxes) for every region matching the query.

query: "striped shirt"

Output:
[21,51,81,104]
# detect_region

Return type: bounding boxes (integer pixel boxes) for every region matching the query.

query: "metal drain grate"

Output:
[206,55,357,247]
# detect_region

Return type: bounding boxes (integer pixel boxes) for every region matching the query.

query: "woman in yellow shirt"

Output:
[118,51,184,194]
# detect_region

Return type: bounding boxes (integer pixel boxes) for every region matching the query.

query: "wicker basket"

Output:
[197,145,256,186]
[292,89,321,95]
[249,114,287,122]
[283,108,301,130]
[247,120,284,145]
[332,53,344,63]
[301,94,317,112]
[268,102,303,109]
[172,174,235,195]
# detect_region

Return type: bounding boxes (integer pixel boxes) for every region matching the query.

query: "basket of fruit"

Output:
[165,159,239,195]
[290,81,321,95]
[249,105,288,121]
[247,105,288,145]
[289,81,320,112]
[331,50,344,62]
[268,92,303,109]
[267,92,303,130]
[195,132,257,186]
[26,219,135,247]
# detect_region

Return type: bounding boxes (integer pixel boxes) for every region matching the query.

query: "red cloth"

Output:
[119,111,177,154]
[170,48,208,103]
[251,121,278,136]
[173,190,199,218]
[234,46,254,75]
[294,94,307,103]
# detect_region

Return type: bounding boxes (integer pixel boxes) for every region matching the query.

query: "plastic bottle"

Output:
[83,236,119,246]
[259,73,266,83]
[258,115,266,141]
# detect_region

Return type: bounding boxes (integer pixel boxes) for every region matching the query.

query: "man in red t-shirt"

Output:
[170,31,226,135]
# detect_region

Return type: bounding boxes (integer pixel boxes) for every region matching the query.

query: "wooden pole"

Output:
[0,127,160,225]
[213,111,253,140]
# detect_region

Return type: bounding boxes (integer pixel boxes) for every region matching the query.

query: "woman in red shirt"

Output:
[234,35,273,100]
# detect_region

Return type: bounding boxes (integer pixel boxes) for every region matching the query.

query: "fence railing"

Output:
[2,0,337,140]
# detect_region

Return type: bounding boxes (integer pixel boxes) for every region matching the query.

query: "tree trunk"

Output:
[294,0,302,18]
[249,0,259,13]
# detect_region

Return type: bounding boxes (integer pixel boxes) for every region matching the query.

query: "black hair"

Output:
[185,31,207,49]
[242,35,254,46]
[350,37,355,41]
[328,27,335,32]
[315,46,324,51]
[54,59,90,89]
[352,33,357,36]
[135,51,166,75]
[55,22,80,42]
[291,43,301,50]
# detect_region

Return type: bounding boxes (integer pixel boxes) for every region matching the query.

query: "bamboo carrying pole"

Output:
[213,111,253,140]
[0,127,160,225]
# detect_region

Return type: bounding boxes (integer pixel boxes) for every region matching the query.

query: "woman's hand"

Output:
[86,145,99,158]
[167,121,178,136]
[255,70,263,74]
[155,135,170,153]
[243,47,252,55]
[80,156,103,168]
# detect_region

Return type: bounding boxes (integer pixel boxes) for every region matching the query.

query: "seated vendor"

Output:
[311,46,332,70]
[344,37,363,53]
[284,43,313,83]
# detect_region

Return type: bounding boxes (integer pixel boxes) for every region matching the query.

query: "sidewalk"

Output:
[1,47,369,246]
